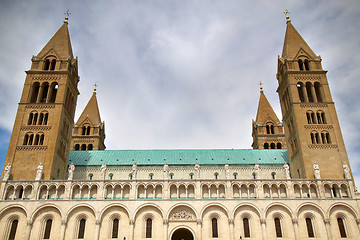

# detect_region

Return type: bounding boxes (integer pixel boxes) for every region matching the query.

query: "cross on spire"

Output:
[259,81,264,92]
[283,9,291,23]
[64,10,71,23]
[93,82,98,93]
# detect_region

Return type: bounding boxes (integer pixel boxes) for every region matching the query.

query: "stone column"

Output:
[94,220,101,240]
[229,219,234,240]
[197,219,202,240]
[25,220,32,240]
[163,219,168,240]
[60,220,67,240]
[324,219,332,239]
[292,219,299,240]
[129,220,135,240]
[196,181,201,199]
[260,219,267,240]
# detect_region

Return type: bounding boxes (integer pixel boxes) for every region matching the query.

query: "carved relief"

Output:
[170,209,195,221]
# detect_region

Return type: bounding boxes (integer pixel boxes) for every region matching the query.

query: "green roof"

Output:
[68,149,288,166]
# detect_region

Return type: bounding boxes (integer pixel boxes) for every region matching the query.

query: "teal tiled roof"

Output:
[68,149,288,166]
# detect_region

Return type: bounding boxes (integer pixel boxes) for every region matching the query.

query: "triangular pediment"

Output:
[38,48,60,60]
[294,47,313,60]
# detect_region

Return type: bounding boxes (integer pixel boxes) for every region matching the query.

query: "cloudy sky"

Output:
[0,0,359,185]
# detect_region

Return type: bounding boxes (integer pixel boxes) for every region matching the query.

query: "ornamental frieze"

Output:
[25,104,56,109]
[170,209,195,221]
[300,103,328,108]
[16,146,48,151]
[308,144,338,150]
[20,126,51,131]
[304,125,333,130]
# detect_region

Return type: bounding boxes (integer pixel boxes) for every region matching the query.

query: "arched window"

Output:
[252,172,256,179]
[31,112,38,125]
[23,134,29,145]
[212,218,219,237]
[49,83,58,103]
[88,173,93,180]
[306,82,314,102]
[149,173,153,180]
[271,125,275,134]
[314,82,322,102]
[243,218,250,238]
[27,133,34,145]
[271,172,276,179]
[270,143,275,149]
[78,219,86,239]
[50,59,56,70]
[146,218,152,238]
[306,218,314,238]
[129,174,133,180]
[297,82,305,102]
[112,218,119,238]
[40,82,49,103]
[44,59,50,70]
[214,172,219,179]
[109,173,113,180]
[337,218,347,238]
[298,59,304,70]
[34,134,40,145]
[30,82,40,103]
[266,124,274,134]
[274,218,282,238]
[304,59,310,70]
[264,143,269,149]
[86,126,90,135]
[189,173,194,179]
[88,144,93,150]
[307,111,316,124]
[28,112,34,125]
[82,126,86,135]
[39,134,45,145]
[8,219,18,240]
[170,173,174,180]
[277,143,282,149]
[75,144,80,150]
[233,172,238,180]
[43,219,53,239]
[326,132,331,144]
[81,144,86,151]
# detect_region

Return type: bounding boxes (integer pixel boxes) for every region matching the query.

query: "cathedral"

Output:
[0,13,359,240]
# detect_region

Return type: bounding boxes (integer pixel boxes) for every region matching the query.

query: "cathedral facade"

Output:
[0,15,359,240]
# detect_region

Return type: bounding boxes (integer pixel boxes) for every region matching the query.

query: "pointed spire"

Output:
[36,20,73,60]
[281,20,317,59]
[76,92,102,126]
[255,91,281,125]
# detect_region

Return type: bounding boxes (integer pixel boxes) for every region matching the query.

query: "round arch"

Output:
[232,202,261,220]
[264,202,294,219]
[200,203,230,219]
[327,202,359,219]
[0,204,28,219]
[170,225,196,240]
[99,203,131,220]
[64,203,97,222]
[132,203,165,220]
[296,202,326,219]
[30,204,63,222]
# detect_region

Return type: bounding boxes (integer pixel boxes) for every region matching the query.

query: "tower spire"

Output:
[64,10,71,23]
[283,9,291,23]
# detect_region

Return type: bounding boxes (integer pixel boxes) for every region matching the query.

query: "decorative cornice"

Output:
[24,104,56,109]
[304,125,333,130]
[299,103,329,108]
[308,144,338,150]
[16,146,48,151]
[20,126,51,131]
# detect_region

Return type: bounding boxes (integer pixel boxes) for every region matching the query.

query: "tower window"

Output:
[170,173,174,179]
[109,173,113,180]
[82,126,86,135]
[112,218,119,239]
[88,144,93,150]
[270,143,275,149]
[271,172,276,179]
[8,219,18,240]
[306,82,314,102]
[306,218,314,238]
[39,134,44,145]
[190,173,194,179]
[277,143,282,149]
[86,126,90,135]
[298,59,304,70]
[149,173,154,180]
[212,218,219,238]
[50,59,56,70]
[44,59,50,70]
[43,219,52,239]
[75,144,80,151]
[304,59,310,70]
[274,217,282,238]
[78,219,86,239]
[34,134,40,145]
[40,83,49,103]
[81,144,86,151]
[266,124,275,134]
[314,82,322,102]
[30,82,40,103]
[243,218,250,238]
[337,218,347,238]
[146,218,152,238]
[49,83,58,103]
[88,173,93,180]
[28,112,34,125]
[264,143,269,149]
[297,82,305,102]
[28,134,34,145]
[233,172,238,179]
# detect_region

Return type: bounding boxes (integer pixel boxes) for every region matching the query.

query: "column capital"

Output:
[27,220,33,226]
[163,219,169,225]
[228,219,234,224]
[292,218,298,224]
[129,219,135,225]
[260,218,266,224]
[356,219,360,224]
[95,219,101,225]
[61,220,67,226]
[324,218,330,224]
[196,219,202,225]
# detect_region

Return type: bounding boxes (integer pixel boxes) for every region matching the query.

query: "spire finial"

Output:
[64,10,71,23]
[93,82,98,93]
[259,81,264,93]
[283,9,291,23]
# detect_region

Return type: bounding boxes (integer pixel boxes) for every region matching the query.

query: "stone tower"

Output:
[71,90,105,151]
[1,19,79,180]
[276,16,352,179]
[252,88,286,150]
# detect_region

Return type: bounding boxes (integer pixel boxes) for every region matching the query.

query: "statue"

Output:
[131,162,138,179]
[68,162,75,180]
[194,162,200,179]
[283,163,291,179]
[224,162,230,179]
[254,163,260,179]
[163,162,169,179]
[3,163,11,181]
[343,162,351,179]
[100,163,107,180]
[35,163,43,180]
[313,162,321,179]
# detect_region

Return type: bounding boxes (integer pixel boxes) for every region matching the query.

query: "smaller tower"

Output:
[71,88,105,151]
[252,85,286,149]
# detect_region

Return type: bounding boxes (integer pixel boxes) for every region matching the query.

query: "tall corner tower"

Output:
[2,19,79,180]
[71,90,105,151]
[276,16,351,179]
[252,87,286,150]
